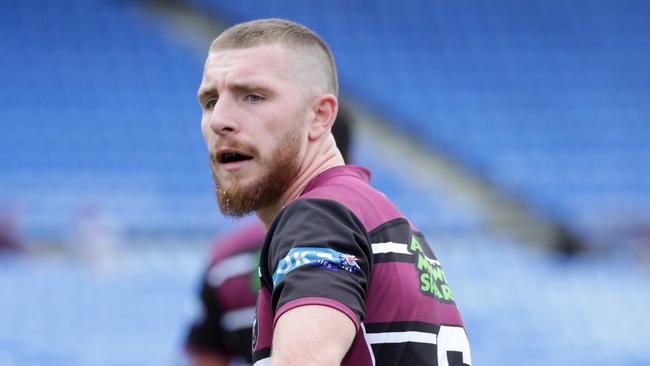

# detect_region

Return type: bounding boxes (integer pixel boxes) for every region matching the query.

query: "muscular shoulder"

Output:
[300,168,406,232]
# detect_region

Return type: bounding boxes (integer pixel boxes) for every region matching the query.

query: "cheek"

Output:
[257,138,277,160]
[200,121,213,147]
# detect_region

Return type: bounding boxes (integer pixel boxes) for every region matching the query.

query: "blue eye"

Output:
[245,94,263,103]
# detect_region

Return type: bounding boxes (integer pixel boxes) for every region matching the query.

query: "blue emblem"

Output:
[339,253,361,273]
[272,247,362,286]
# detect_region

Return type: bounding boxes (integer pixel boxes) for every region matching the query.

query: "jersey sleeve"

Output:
[185,271,232,359]
[263,198,372,329]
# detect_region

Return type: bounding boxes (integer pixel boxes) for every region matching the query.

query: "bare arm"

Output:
[271,305,356,366]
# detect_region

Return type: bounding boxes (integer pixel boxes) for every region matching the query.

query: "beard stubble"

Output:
[210,126,302,217]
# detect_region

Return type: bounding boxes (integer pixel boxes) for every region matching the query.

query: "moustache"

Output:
[210,141,259,162]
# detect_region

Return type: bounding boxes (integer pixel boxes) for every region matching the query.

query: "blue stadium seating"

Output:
[1,1,650,365]
[186,0,650,241]
[3,230,650,366]
[3,0,649,240]
[0,0,222,237]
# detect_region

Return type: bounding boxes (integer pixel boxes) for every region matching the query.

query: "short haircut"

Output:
[209,18,338,96]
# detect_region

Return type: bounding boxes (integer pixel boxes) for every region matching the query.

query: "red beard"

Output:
[210,127,302,217]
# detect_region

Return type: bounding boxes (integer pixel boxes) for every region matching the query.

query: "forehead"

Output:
[201,44,298,88]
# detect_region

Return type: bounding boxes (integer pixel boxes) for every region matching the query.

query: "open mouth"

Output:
[218,151,254,164]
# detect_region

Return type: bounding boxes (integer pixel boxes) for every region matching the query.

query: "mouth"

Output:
[217,149,254,166]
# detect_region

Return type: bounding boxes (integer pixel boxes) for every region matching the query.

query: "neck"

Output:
[256,136,344,228]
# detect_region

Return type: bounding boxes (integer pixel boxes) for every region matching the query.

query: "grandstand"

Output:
[189,0,650,245]
[0,0,218,239]
[1,0,649,365]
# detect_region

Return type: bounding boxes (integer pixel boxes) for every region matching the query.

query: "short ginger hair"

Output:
[209,18,338,97]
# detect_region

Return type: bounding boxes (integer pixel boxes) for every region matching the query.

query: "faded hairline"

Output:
[209,18,338,96]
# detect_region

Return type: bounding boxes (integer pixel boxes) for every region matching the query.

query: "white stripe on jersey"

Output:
[371,242,412,255]
[207,252,256,287]
[365,331,438,345]
[253,357,271,366]
[371,241,441,266]
[221,306,256,331]
[360,323,376,365]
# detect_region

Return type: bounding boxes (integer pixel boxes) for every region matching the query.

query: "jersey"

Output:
[252,165,471,366]
[186,220,265,364]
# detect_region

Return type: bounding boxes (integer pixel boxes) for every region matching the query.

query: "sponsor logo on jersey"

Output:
[408,234,455,304]
[339,253,361,273]
[250,249,262,293]
[272,247,361,286]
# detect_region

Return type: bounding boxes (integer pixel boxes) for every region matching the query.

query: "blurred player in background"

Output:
[0,204,24,254]
[198,18,470,365]
[185,108,353,366]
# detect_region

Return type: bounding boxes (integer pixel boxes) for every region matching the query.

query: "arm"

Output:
[271,305,356,366]
[260,199,373,365]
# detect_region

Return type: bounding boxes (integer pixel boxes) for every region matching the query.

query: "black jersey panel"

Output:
[262,198,373,323]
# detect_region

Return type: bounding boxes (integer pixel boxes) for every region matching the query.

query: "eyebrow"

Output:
[198,81,273,104]
[197,86,217,105]
[232,82,274,96]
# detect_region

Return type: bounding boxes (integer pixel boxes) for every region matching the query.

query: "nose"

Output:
[208,98,240,136]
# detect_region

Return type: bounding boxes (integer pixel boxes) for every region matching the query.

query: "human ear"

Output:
[308,94,338,141]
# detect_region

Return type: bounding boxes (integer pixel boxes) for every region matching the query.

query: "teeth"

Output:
[222,152,234,163]
[221,151,249,163]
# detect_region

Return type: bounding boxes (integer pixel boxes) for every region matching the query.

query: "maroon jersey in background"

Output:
[186,221,264,364]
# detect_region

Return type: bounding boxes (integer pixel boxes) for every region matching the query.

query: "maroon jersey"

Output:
[253,165,471,366]
[186,221,265,363]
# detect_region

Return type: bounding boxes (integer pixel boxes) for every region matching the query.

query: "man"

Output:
[197,18,471,366]
[185,108,353,366]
